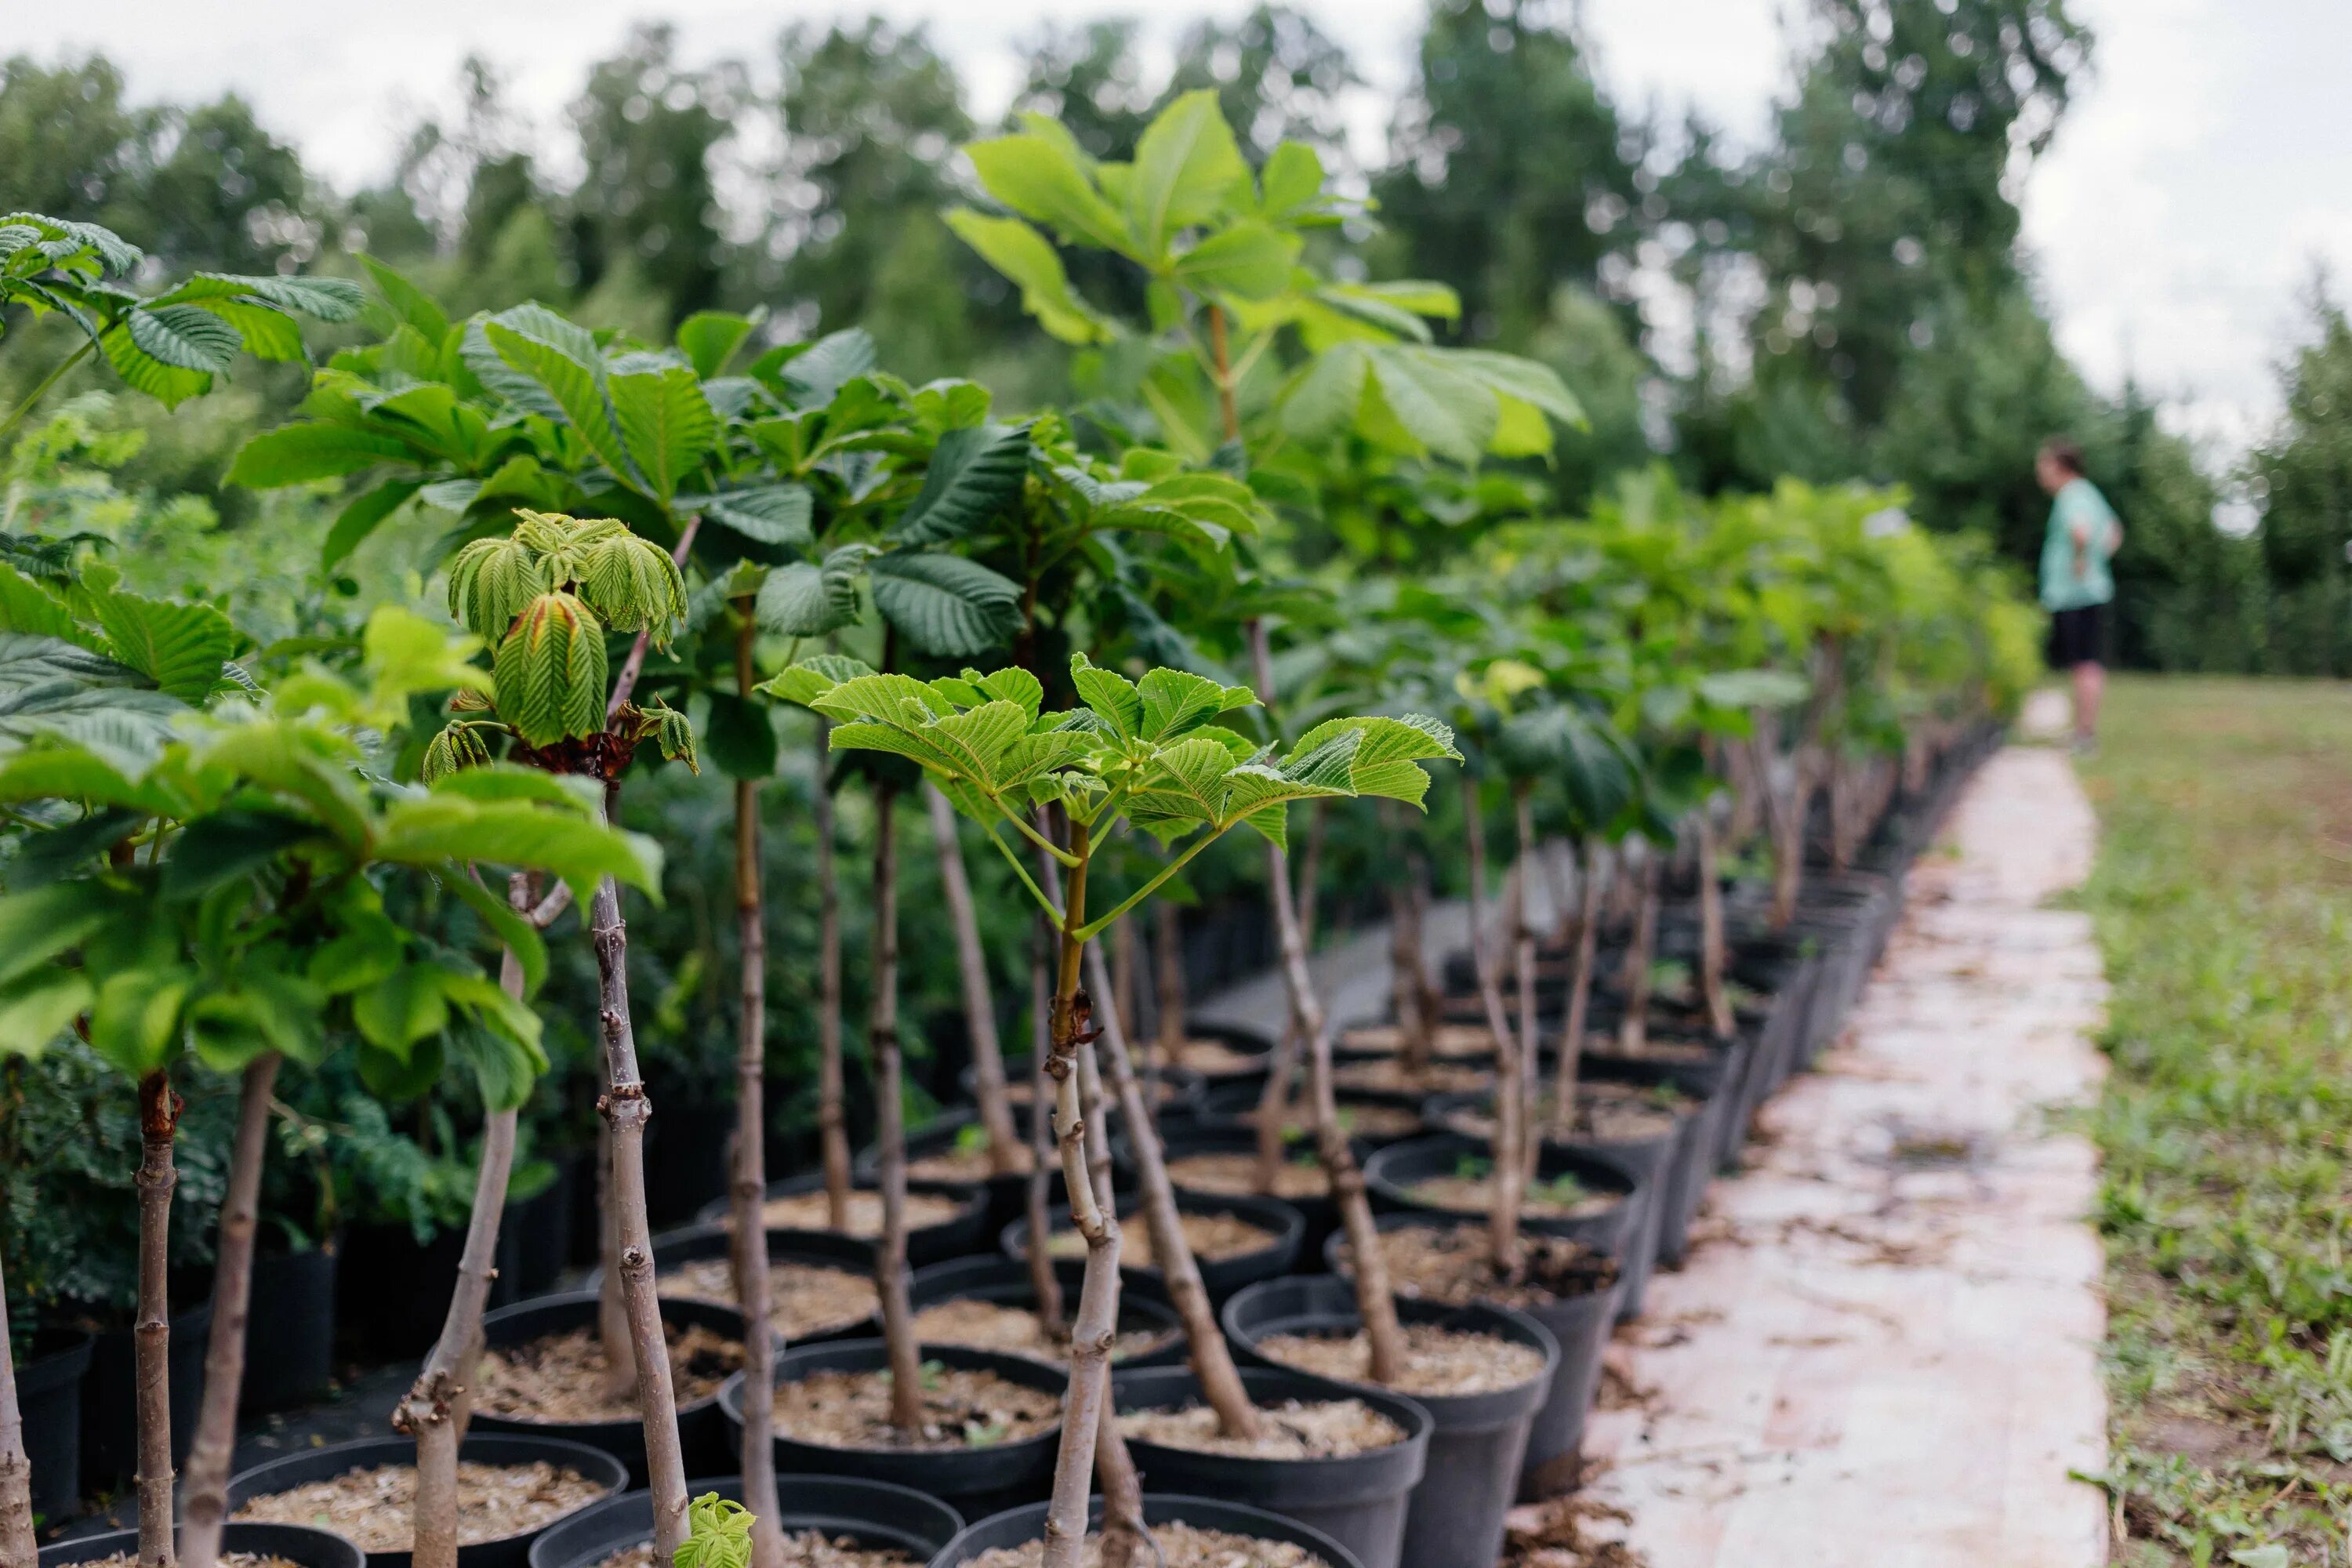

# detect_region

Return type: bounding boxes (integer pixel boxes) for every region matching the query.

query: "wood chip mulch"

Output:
[906,1296,1174,1367]
[1340,1022,1498,1058]
[474,1322,743,1422]
[1406,1174,1620,1219]
[232,1460,609,1550]
[960,1521,1332,1567]
[659,1257,879,1339]
[75,1557,296,1568]
[909,1142,1033,1183]
[1166,1151,1328,1200]
[769,1363,1060,1451]
[1330,1058,1486,1095]
[597,1530,921,1568]
[1253,1320,1548,1396]
[1119,1396,1404,1459]
[1045,1210,1277,1266]
[757,1190,965,1238]
[1341,1223,1617,1311]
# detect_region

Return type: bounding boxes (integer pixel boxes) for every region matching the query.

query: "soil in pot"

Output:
[474,1320,744,1422]
[589,1534,913,1568]
[768,1361,1059,1451]
[1216,1096,1425,1145]
[659,1254,878,1341]
[1250,1320,1546,1398]
[1401,1167,1618,1220]
[42,1524,364,1568]
[1338,1022,1497,1060]
[758,1189,965,1236]
[1337,1224,1617,1312]
[1164,1149,1329,1202]
[1431,1083,1686,1146]
[234,1461,610,1552]
[906,1298,1172,1367]
[958,1521,1334,1568]
[1116,1397,1405,1459]
[1155,1036,1269,1078]
[1042,1208,1275,1266]
[1330,1058,1485,1096]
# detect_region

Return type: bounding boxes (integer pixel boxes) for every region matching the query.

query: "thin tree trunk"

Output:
[132,1070,180,1568]
[1153,902,1185,1066]
[927,784,1022,1175]
[1617,854,1663,1055]
[814,718,851,1228]
[1697,810,1736,1041]
[1551,840,1604,1136]
[1036,822,1123,1568]
[590,795,691,1559]
[1460,777,1524,1278]
[1512,789,1544,1185]
[1086,944,1264,1436]
[396,877,535,1568]
[0,1249,33,1568]
[866,783,924,1432]
[1540,836,1575,946]
[728,615,783,1568]
[177,1053,282,1568]
[1095,1403,1148,1568]
[1025,931,1065,1334]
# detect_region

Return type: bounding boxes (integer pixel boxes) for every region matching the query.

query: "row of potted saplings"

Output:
[43,713,1991,1568]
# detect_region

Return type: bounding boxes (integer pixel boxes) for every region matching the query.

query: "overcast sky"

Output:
[16,0,2350,458]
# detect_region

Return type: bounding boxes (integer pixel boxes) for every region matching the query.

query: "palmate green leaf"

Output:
[0,879,122,989]
[0,564,89,643]
[353,963,452,1055]
[485,315,635,480]
[1287,713,1462,809]
[0,687,187,778]
[1125,733,1243,842]
[493,592,606,746]
[0,968,93,1058]
[359,254,451,342]
[1281,343,1369,445]
[0,633,143,692]
[675,310,755,379]
[1127,89,1250,260]
[962,133,1132,256]
[868,551,1021,659]
[942,211,1110,346]
[572,532,687,641]
[609,364,717,502]
[100,321,212,407]
[154,272,364,322]
[1135,666,1257,741]
[1495,704,1634,827]
[87,966,194,1076]
[438,871,549,997]
[190,298,303,363]
[229,423,417,487]
[446,535,550,638]
[776,328,878,406]
[196,720,372,847]
[754,546,867,638]
[375,795,664,900]
[159,808,322,899]
[1170,222,1299,301]
[892,423,1032,546]
[1222,763,1356,851]
[1069,655,1143,740]
[125,303,243,371]
[86,586,238,702]
[1364,347,1501,466]
[756,652,874,709]
[697,484,813,547]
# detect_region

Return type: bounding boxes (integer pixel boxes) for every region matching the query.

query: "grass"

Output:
[2078,677,2352,1565]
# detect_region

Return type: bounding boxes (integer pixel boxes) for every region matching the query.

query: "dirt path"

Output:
[1556,742,2111,1566]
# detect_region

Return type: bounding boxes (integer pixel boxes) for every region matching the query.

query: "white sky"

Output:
[15,0,2350,458]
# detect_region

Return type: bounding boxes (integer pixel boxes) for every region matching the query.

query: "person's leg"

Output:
[2072,659,2103,744]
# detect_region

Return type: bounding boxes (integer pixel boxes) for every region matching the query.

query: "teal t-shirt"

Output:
[2040,477,2119,611]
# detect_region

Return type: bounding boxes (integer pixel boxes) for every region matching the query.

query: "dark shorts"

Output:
[2048,604,2106,670]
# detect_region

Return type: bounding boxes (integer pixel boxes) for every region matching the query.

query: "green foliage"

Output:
[673,1493,758,1568]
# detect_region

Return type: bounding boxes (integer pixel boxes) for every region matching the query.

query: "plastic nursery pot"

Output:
[1420,1089,1679,1321]
[1323,1214,1619,1503]
[1576,1060,1722,1272]
[928,1493,1368,1568]
[1221,1276,1558,1568]
[226,1433,628,1568]
[717,1339,1065,1523]
[1362,1133,1640,1264]
[528,1474,964,1568]
[81,1292,210,1485]
[1192,1080,1432,1152]
[906,1254,1185,1370]
[1151,1021,1279,1096]
[977,1056,1208,1121]
[593,1221,880,1346]
[644,1098,737,1229]
[468,1290,748,1485]
[998,1189,1305,1307]
[243,1240,339,1415]
[1142,1121,1368,1271]
[1107,1365,1429,1568]
[856,1105,1044,1235]
[20,1332,91,1524]
[42,1523,364,1568]
[696,1173,992,1268]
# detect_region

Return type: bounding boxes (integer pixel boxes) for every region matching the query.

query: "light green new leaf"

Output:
[962,134,1132,255]
[1069,655,1143,740]
[1281,343,1369,445]
[0,969,93,1058]
[1171,222,1299,301]
[493,592,606,746]
[1135,666,1255,741]
[485,318,634,481]
[88,587,237,702]
[942,211,1110,345]
[86,967,193,1076]
[1289,713,1461,809]
[231,422,416,486]
[675,310,755,379]
[353,964,452,1056]
[375,796,664,900]
[1365,347,1501,466]
[1127,90,1250,259]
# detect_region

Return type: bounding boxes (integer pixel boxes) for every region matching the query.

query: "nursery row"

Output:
[0,88,2040,1568]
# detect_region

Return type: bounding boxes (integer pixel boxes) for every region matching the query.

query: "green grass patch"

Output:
[2080,676,2352,1563]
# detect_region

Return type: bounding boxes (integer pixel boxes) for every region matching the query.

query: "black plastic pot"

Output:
[1108,1365,1428,1568]
[644,1098,737,1229]
[1362,1134,1640,1263]
[20,1332,90,1523]
[469,1291,747,1484]
[1145,1122,1359,1269]
[695,1174,991,1268]
[1322,1214,1619,1503]
[906,1254,1185,1369]
[1576,1061,1723,1270]
[975,1057,1207,1120]
[43,1523,363,1568]
[718,1340,1065,1522]
[1417,1091,1678,1321]
[81,1293,210,1486]
[592,1222,881,1345]
[243,1241,338,1414]
[1221,1276,1557,1568]
[1153,1022,1278,1097]
[1190,1080,1432,1152]
[928,1493,1366,1568]
[499,1156,579,1301]
[855,1106,1041,1235]
[998,1189,1305,1306]
[227,1433,627,1568]
[528,1474,964,1568]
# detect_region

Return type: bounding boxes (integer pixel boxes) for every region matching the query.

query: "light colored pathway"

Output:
[1564,742,2111,1566]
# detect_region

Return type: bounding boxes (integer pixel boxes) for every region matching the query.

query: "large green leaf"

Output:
[230,423,416,488]
[0,880,121,988]
[868,551,1021,659]
[359,254,452,341]
[1364,347,1501,465]
[1127,91,1250,259]
[779,328,877,406]
[675,310,755,379]
[891,423,1031,546]
[485,315,634,481]
[962,134,1131,256]
[375,796,664,899]
[942,211,1109,346]
[125,303,242,371]
[438,871,549,998]
[609,364,717,502]
[0,968,93,1058]
[1171,222,1299,300]
[702,691,779,780]
[159,809,323,899]
[695,484,813,546]
[86,966,194,1076]
[87,588,238,702]
[0,564,88,643]
[753,549,866,638]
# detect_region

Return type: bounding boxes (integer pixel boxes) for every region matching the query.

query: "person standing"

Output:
[2036,438,2123,753]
